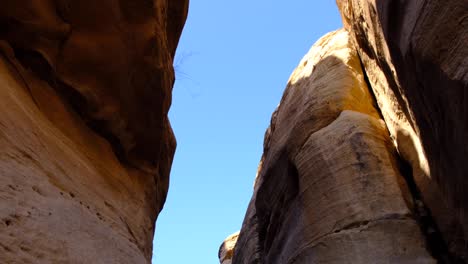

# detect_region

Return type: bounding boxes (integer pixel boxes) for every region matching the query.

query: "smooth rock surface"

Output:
[0,1,188,263]
[230,30,434,264]
[337,0,468,260]
[219,232,239,264]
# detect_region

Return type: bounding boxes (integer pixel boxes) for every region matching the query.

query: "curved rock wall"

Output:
[0,1,188,263]
[229,30,435,263]
[337,0,468,260]
[225,1,467,263]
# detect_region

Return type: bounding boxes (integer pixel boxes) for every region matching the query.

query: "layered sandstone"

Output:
[0,0,188,263]
[229,30,435,263]
[225,1,466,263]
[337,0,468,260]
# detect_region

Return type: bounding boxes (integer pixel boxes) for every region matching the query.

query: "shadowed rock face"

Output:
[224,2,466,263]
[0,0,188,262]
[0,0,189,171]
[337,0,468,260]
[229,30,435,264]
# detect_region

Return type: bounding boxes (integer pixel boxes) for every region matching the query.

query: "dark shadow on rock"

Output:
[396,130,465,263]
[372,0,468,260]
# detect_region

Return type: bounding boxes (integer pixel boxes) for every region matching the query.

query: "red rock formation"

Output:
[0,0,188,262]
[226,1,467,263]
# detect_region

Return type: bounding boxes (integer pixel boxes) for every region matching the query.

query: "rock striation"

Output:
[225,1,467,263]
[337,1,468,260]
[230,30,435,263]
[0,0,188,263]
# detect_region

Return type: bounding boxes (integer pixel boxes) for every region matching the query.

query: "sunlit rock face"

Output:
[219,232,239,264]
[229,30,435,263]
[0,0,188,262]
[337,0,468,260]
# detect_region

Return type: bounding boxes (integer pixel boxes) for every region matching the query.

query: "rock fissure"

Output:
[286,215,414,264]
[0,1,466,263]
[355,38,464,263]
[224,1,468,259]
[338,0,468,260]
[228,29,437,263]
[332,213,411,234]
[396,156,465,264]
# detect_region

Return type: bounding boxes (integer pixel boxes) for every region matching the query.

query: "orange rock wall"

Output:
[0,1,188,262]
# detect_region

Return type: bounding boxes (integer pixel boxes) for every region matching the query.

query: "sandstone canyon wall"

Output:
[337,1,468,260]
[0,0,188,263]
[224,1,467,263]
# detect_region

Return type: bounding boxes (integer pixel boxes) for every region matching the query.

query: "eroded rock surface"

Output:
[0,0,188,263]
[219,232,239,264]
[229,30,435,264]
[337,0,468,260]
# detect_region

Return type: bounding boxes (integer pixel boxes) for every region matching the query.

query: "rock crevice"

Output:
[226,30,436,264]
[223,1,467,263]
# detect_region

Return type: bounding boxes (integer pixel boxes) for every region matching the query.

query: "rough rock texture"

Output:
[230,30,435,264]
[0,0,188,263]
[337,0,468,260]
[219,232,239,264]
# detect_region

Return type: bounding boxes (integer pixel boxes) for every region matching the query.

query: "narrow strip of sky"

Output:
[153,1,342,263]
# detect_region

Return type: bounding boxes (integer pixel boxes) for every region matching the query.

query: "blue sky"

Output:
[152,1,342,263]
